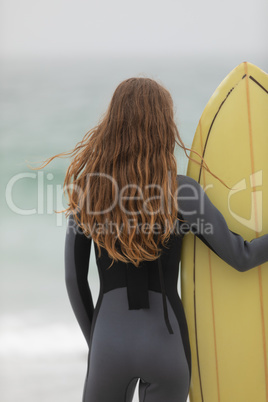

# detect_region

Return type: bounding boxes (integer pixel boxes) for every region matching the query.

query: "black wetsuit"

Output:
[64,174,268,402]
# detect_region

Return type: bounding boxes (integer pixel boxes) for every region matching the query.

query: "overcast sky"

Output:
[1,0,268,58]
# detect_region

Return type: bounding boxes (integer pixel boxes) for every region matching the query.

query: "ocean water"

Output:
[1,54,265,401]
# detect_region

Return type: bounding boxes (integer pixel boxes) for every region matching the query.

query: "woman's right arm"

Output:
[177,175,268,272]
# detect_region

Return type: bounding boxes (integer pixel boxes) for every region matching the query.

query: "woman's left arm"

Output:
[64,212,94,346]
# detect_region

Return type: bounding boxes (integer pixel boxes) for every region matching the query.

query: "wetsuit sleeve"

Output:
[177,175,268,272]
[64,212,94,346]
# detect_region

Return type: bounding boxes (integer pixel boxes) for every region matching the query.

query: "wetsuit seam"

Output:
[74,235,94,325]
[142,382,151,402]
[124,376,139,402]
[103,284,127,294]
[82,352,91,402]
[87,242,105,364]
[158,257,174,334]
[166,292,192,377]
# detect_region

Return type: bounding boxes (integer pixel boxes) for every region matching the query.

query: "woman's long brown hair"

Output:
[28,77,228,267]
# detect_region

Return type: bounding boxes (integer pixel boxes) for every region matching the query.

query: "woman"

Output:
[33,77,268,402]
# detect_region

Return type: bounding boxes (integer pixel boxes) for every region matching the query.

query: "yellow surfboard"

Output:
[181,62,268,402]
